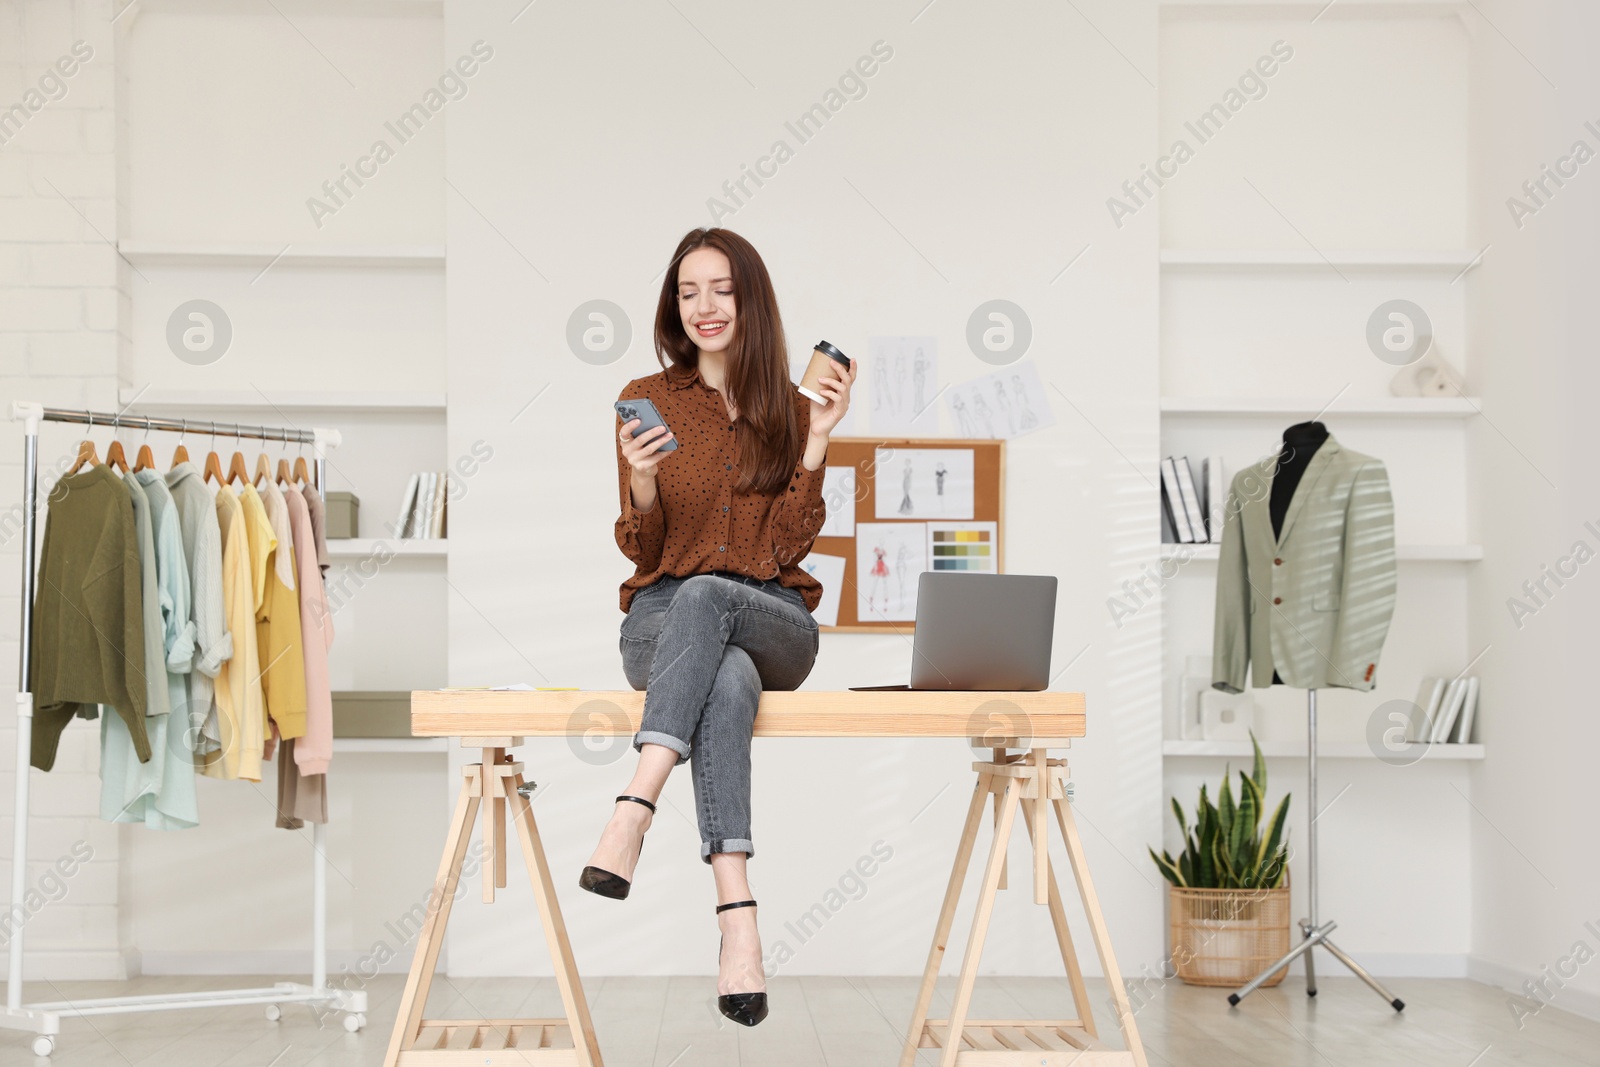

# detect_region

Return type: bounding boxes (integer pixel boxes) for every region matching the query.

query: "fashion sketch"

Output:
[943,359,1055,440]
[865,545,889,613]
[1012,373,1039,429]
[994,380,1016,436]
[972,395,996,438]
[873,448,975,520]
[952,395,973,436]
[855,523,927,621]
[868,336,938,434]
[912,347,928,420]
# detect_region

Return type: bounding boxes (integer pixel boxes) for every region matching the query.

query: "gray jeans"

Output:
[619,572,819,864]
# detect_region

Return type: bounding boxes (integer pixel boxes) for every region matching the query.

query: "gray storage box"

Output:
[325,491,359,539]
[332,690,412,738]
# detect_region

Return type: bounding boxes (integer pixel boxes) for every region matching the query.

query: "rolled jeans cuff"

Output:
[634,729,690,765]
[703,838,754,864]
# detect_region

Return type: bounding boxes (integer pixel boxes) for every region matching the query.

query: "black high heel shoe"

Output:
[577,794,655,900]
[715,899,769,1027]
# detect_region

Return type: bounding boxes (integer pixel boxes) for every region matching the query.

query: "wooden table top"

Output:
[410,689,1085,741]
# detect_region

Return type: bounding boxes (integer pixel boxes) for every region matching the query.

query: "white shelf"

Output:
[1160,543,1482,562]
[332,737,447,754]
[1160,248,1481,271]
[117,241,445,267]
[119,388,446,412]
[1164,740,1483,760]
[1161,396,1479,417]
[327,538,447,558]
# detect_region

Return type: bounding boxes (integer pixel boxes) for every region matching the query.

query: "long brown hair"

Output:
[653,227,799,496]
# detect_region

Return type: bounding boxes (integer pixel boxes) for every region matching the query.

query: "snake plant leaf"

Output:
[1172,797,1187,836]
[1150,848,1186,886]
[1250,730,1268,797]
[1256,793,1291,877]
[1233,773,1258,874]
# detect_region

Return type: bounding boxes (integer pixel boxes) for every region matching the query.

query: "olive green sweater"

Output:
[31,464,150,771]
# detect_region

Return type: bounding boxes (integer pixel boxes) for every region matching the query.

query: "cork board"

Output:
[808,437,1005,633]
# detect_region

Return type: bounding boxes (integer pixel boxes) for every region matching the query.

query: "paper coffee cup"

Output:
[798,340,851,404]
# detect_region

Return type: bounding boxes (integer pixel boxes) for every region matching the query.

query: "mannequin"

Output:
[1266,420,1329,686]
[1269,420,1330,538]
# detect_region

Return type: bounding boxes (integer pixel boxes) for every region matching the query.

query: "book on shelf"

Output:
[1159,457,1195,542]
[1205,456,1225,543]
[1174,457,1207,541]
[1408,677,1446,743]
[1454,676,1480,743]
[1430,678,1467,743]
[393,473,421,539]
[392,470,449,540]
[1158,454,1226,544]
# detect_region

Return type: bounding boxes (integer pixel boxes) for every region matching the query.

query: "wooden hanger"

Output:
[171,419,190,468]
[203,424,226,485]
[67,413,100,474]
[292,439,311,485]
[253,444,272,486]
[133,424,155,472]
[104,415,129,473]
[225,424,250,486]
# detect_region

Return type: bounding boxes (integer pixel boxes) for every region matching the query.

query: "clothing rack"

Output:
[1,402,364,1058]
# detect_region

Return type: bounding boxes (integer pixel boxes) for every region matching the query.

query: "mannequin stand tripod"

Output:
[1228,688,1406,1012]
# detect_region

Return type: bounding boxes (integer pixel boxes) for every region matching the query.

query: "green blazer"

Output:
[1212,435,1397,694]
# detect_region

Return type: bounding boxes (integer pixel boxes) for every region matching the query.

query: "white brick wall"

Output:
[1,0,128,983]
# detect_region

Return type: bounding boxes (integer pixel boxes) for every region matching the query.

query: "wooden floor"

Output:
[2,973,1595,1065]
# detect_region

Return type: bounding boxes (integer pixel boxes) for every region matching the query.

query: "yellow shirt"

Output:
[241,483,308,741]
[204,485,264,781]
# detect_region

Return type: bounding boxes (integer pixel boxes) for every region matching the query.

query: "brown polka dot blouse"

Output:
[615,359,829,614]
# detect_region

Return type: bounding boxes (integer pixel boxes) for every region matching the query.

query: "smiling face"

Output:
[677,246,737,353]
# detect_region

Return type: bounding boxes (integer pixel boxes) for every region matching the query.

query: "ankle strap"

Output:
[716,899,757,913]
[615,794,656,813]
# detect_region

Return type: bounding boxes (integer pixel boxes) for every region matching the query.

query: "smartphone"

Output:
[614,398,677,452]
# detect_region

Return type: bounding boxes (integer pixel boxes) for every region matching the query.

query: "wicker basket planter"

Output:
[1168,882,1291,987]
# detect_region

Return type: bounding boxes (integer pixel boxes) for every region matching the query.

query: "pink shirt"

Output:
[284,485,334,775]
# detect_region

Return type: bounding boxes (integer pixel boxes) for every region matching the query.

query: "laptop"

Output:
[848,572,1058,691]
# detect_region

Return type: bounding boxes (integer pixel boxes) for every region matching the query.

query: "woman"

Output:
[583,227,856,1028]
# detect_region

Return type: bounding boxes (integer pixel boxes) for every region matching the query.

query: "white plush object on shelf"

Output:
[1200,689,1254,741]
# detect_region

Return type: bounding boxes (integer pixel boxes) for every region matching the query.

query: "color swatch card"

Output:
[873,447,974,520]
[854,523,927,622]
[927,521,997,573]
[798,552,846,627]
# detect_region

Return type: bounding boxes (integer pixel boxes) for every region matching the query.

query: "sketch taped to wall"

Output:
[868,336,939,435]
[944,358,1053,440]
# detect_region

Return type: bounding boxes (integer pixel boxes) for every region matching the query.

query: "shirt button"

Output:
[1274,557,1283,566]
[1273,596,1283,605]
[725,463,732,470]
[722,505,729,512]
[719,545,726,552]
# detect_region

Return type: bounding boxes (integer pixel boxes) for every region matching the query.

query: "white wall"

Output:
[1464,0,1600,1021]
[0,0,127,981]
[441,0,1165,978]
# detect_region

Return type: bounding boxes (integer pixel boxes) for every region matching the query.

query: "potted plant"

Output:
[1149,732,1293,986]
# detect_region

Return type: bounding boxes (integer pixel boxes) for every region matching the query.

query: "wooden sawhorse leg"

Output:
[899,747,1149,1067]
[384,741,605,1067]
